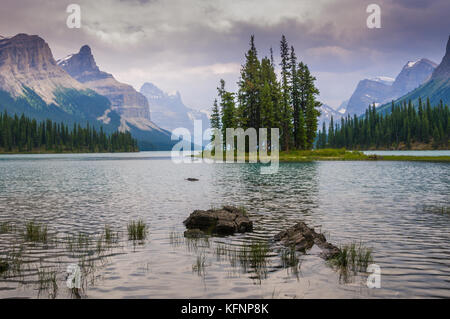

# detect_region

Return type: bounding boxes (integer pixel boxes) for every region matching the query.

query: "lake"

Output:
[0,151,449,298]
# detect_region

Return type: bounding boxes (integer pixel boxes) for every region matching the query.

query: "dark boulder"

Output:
[0,261,9,274]
[186,178,199,181]
[274,222,340,260]
[183,206,253,236]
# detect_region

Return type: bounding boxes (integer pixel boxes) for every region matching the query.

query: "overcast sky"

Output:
[1,0,449,110]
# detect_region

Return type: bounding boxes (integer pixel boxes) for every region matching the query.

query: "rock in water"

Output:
[186,178,199,181]
[184,229,205,238]
[183,206,253,236]
[0,261,9,274]
[274,222,340,260]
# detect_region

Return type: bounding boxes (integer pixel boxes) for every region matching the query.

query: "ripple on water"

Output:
[0,153,449,298]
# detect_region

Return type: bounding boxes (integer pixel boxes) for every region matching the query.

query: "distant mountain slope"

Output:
[0,34,119,130]
[58,45,175,150]
[140,82,210,134]
[318,104,342,128]
[0,33,175,150]
[377,35,450,114]
[391,59,437,96]
[346,59,436,116]
[345,77,394,116]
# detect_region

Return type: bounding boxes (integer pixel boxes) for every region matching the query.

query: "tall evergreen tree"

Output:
[237,35,261,133]
[218,79,236,148]
[210,98,221,141]
[279,35,293,151]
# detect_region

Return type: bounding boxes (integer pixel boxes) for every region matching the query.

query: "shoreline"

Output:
[199,149,450,163]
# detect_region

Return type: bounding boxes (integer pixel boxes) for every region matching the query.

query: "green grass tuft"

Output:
[329,241,373,272]
[127,219,148,241]
[24,221,48,243]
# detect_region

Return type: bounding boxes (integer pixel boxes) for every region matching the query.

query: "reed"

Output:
[127,219,148,241]
[330,241,373,272]
[24,221,48,243]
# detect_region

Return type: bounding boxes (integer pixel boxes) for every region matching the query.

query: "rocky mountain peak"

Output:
[0,33,56,69]
[447,35,450,57]
[140,82,165,98]
[391,58,436,95]
[57,45,109,82]
[59,45,153,123]
[431,35,450,80]
[0,33,84,103]
[79,45,92,55]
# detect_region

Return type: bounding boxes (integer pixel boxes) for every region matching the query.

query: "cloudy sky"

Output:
[1,0,449,110]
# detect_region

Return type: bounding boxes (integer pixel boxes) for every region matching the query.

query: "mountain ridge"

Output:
[345,58,437,116]
[377,35,450,114]
[0,33,175,150]
[140,82,210,135]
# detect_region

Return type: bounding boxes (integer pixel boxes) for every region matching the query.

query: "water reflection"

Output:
[0,153,449,298]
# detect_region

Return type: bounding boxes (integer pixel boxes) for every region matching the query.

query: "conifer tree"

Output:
[279,35,293,151]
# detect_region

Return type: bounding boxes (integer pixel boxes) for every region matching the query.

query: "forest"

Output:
[210,35,322,151]
[317,99,449,150]
[0,111,138,153]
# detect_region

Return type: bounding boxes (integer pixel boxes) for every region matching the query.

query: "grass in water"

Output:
[103,224,119,244]
[192,252,207,276]
[127,219,148,241]
[329,241,373,272]
[248,241,270,269]
[37,267,58,299]
[0,222,13,234]
[280,245,299,268]
[24,221,48,243]
[169,231,184,247]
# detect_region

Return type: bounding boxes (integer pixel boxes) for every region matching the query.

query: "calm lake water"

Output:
[0,151,449,299]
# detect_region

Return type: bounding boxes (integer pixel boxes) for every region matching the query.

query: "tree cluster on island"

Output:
[210,35,322,152]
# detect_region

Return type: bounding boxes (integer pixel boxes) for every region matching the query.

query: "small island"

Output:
[200,148,450,162]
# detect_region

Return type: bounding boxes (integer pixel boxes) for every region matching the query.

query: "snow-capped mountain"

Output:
[377,36,450,114]
[57,45,174,149]
[345,58,437,116]
[140,82,210,135]
[318,104,343,128]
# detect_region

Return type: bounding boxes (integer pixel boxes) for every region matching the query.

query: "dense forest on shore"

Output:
[0,111,138,153]
[210,35,321,151]
[317,99,449,150]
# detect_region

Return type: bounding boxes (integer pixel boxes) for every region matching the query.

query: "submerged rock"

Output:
[0,261,9,274]
[183,229,205,238]
[183,206,253,236]
[274,222,340,260]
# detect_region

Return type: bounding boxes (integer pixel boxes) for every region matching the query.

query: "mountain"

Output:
[140,82,210,135]
[0,33,119,129]
[336,100,348,115]
[345,77,394,116]
[58,45,174,150]
[377,35,450,114]
[432,36,450,80]
[345,59,436,116]
[318,104,342,128]
[391,59,437,96]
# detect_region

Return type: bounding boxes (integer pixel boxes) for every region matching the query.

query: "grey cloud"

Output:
[0,0,448,109]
